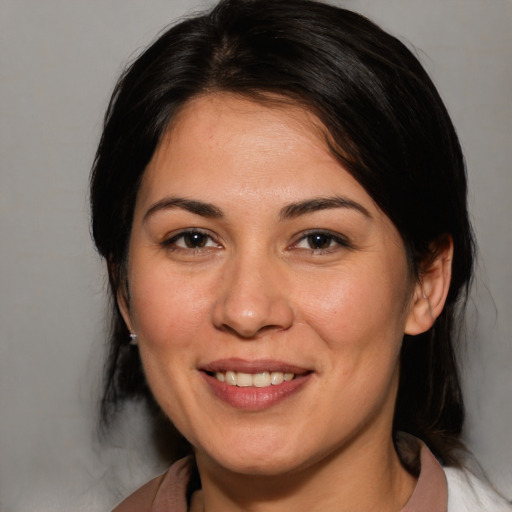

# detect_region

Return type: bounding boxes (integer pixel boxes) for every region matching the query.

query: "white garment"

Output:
[446,467,512,512]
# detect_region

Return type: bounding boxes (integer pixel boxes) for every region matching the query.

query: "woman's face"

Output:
[121,94,424,476]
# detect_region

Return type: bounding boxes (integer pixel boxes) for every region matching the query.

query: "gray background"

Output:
[1,1,511,510]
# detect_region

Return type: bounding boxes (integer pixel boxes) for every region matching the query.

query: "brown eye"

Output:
[164,230,218,250]
[306,233,333,249]
[182,232,209,248]
[293,230,351,252]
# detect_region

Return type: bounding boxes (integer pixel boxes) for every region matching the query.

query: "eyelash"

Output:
[162,229,220,251]
[161,229,351,254]
[292,230,352,253]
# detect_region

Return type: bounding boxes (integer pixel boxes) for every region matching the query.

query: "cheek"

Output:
[297,261,411,357]
[127,264,212,432]
[297,263,410,422]
[128,263,212,351]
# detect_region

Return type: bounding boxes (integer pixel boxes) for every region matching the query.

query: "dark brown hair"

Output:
[91,0,474,465]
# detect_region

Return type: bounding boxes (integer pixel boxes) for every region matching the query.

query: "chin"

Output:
[195,435,327,478]
[207,452,307,477]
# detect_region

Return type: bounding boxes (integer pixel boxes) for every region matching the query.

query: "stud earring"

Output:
[129,333,138,345]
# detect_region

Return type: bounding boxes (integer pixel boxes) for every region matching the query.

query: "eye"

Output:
[293,230,351,252]
[164,230,219,250]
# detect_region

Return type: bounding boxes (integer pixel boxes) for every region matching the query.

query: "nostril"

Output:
[217,320,293,340]
[211,269,294,338]
[217,322,264,339]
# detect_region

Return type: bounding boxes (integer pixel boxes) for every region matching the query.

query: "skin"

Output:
[119,93,453,512]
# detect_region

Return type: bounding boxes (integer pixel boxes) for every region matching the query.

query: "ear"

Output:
[117,289,134,333]
[109,261,135,333]
[107,260,133,332]
[116,279,135,334]
[405,235,454,336]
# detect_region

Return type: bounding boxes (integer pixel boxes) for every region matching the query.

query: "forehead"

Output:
[162,92,331,163]
[171,92,328,136]
[139,93,362,203]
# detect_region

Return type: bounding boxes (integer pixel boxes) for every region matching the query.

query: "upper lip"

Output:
[200,358,311,375]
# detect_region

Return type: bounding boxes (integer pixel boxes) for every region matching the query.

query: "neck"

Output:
[192,431,416,512]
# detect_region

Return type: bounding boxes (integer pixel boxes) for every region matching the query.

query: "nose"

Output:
[212,253,294,339]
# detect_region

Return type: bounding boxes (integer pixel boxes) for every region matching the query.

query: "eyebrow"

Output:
[279,196,371,220]
[143,195,371,223]
[143,197,223,222]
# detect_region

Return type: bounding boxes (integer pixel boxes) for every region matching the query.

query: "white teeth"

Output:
[213,370,296,387]
[225,371,237,386]
[236,372,253,387]
[253,372,271,388]
[270,372,284,385]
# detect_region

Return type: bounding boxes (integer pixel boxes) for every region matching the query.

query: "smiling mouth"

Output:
[207,370,296,388]
[201,360,312,409]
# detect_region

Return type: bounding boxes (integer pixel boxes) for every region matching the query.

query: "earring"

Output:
[129,333,138,345]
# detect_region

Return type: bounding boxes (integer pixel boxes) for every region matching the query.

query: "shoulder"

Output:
[112,457,192,512]
[112,473,166,512]
[445,467,512,512]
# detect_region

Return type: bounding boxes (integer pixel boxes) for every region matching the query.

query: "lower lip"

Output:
[202,372,311,411]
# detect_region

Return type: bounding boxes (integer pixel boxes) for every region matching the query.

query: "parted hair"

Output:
[91,0,475,466]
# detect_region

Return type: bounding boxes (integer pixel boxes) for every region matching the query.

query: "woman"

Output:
[90,0,511,510]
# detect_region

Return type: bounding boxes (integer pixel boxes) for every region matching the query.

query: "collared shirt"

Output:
[113,440,450,512]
